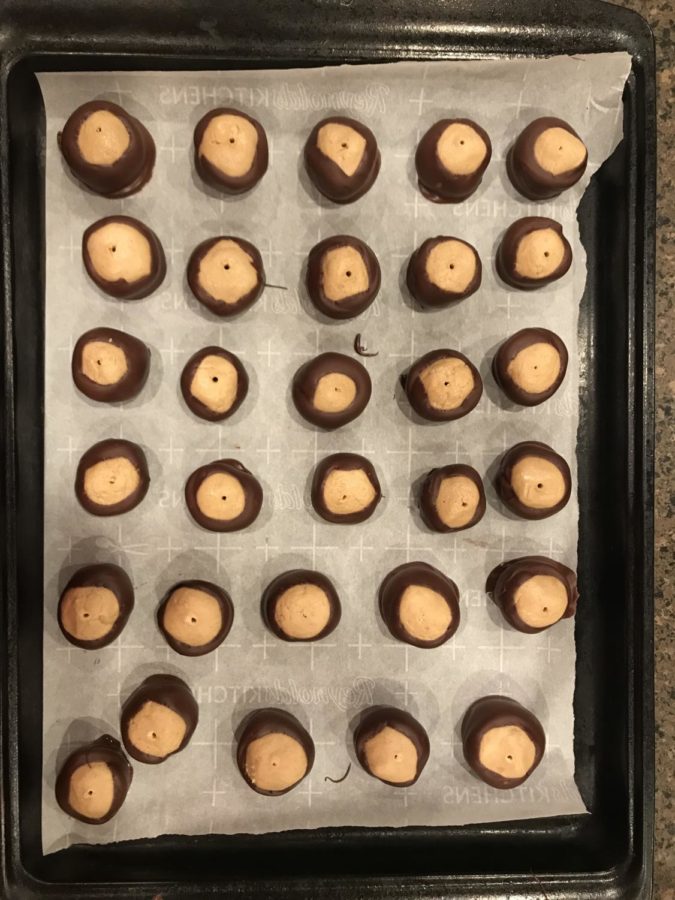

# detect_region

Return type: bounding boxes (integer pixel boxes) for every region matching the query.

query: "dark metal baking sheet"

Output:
[0,1,655,896]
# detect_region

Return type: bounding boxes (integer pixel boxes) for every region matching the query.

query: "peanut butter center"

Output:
[67,761,115,819]
[127,700,187,758]
[435,475,480,528]
[363,725,418,783]
[77,110,130,166]
[163,586,223,646]
[425,239,477,293]
[399,585,452,641]
[245,732,308,792]
[197,239,259,305]
[510,456,566,509]
[317,122,366,176]
[533,127,586,176]
[514,574,568,628]
[506,342,561,394]
[86,222,152,284]
[478,725,536,779]
[321,246,369,302]
[83,457,141,507]
[313,373,357,413]
[81,341,128,386]
[189,354,239,413]
[274,583,331,639]
[195,471,246,521]
[60,586,120,641]
[514,228,565,280]
[419,357,475,411]
[436,122,488,176]
[199,114,258,177]
[322,468,376,516]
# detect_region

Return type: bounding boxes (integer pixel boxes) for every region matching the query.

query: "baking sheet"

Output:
[38,53,631,852]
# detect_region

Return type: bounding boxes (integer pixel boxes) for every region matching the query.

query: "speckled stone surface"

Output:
[614,1,675,895]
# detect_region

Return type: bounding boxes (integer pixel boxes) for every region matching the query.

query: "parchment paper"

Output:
[39,53,631,852]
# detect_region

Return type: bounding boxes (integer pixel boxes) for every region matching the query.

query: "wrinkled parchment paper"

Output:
[39,53,631,852]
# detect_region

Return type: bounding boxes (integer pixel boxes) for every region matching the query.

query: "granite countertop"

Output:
[11,2,672,894]
[614,1,674,896]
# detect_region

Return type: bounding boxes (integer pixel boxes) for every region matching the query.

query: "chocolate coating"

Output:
[419,464,486,533]
[354,706,430,786]
[82,216,166,300]
[486,556,578,634]
[311,452,382,524]
[75,439,150,517]
[507,117,588,201]
[306,235,381,320]
[353,333,378,357]
[157,579,234,656]
[58,563,134,650]
[415,119,492,202]
[72,327,150,403]
[406,236,482,308]
[193,107,268,194]
[184,458,263,532]
[304,116,380,203]
[404,349,483,422]
[496,217,572,290]
[262,569,341,642]
[461,695,546,789]
[180,346,249,422]
[236,708,315,795]
[496,441,571,520]
[58,100,155,197]
[292,352,371,429]
[492,328,568,406]
[187,236,265,317]
[55,735,133,824]
[121,674,198,764]
[379,561,460,648]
